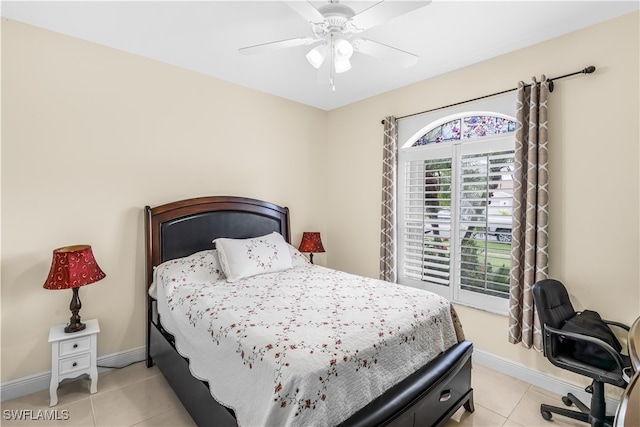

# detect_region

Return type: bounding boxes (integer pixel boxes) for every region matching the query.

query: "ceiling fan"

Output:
[239,0,431,91]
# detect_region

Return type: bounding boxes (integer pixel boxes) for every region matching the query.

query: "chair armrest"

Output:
[603,320,630,332]
[575,312,630,331]
[544,323,627,372]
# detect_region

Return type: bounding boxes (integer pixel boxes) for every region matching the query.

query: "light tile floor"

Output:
[1,362,591,426]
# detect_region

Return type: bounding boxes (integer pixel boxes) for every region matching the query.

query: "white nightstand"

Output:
[48,319,100,406]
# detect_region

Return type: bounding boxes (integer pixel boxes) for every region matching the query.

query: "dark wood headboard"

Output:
[144,195,291,293]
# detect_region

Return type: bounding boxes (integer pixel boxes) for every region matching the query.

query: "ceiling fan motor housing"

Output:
[313,3,357,37]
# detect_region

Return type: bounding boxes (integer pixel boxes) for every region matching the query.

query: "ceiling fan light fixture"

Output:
[306,44,327,69]
[334,58,351,74]
[333,38,353,61]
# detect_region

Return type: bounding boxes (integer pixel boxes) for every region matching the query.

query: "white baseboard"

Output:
[0,346,146,402]
[473,348,620,414]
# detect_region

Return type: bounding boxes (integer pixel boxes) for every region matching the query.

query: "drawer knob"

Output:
[72,362,78,367]
[439,390,451,402]
[73,344,78,349]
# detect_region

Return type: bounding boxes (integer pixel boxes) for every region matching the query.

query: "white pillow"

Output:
[149,250,225,299]
[214,232,293,282]
[288,243,311,267]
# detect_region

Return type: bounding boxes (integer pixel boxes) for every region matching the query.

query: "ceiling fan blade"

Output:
[352,38,419,68]
[285,1,325,24]
[239,37,318,55]
[348,1,431,32]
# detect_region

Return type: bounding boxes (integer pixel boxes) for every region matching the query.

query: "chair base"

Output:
[539,381,615,427]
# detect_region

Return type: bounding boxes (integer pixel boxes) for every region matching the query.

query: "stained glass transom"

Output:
[411,114,516,147]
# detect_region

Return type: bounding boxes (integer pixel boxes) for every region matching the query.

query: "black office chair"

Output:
[532,279,630,427]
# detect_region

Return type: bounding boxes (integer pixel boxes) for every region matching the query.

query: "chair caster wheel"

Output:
[541,410,553,421]
[562,396,573,406]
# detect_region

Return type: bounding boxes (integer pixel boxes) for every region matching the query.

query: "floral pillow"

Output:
[288,243,311,267]
[214,232,293,282]
[149,249,225,298]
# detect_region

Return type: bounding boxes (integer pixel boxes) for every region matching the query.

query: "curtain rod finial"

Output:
[584,65,596,74]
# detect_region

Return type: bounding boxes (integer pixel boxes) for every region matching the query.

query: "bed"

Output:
[145,195,474,426]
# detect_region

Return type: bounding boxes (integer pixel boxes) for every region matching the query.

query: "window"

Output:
[398,111,516,314]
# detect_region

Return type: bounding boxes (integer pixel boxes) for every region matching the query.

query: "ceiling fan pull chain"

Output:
[330,33,336,92]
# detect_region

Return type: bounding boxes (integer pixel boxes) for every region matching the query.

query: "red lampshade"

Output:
[43,245,106,290]
[298,232,325,254]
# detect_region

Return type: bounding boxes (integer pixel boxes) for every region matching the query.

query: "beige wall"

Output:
[1,19,328,381]
[2,11,639,390]
[326,11,639,385]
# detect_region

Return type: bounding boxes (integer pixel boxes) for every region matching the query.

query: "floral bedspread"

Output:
[154,251,463,427]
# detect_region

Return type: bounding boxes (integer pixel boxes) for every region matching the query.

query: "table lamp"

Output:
[298,232,325,264]
[43,245,106,333]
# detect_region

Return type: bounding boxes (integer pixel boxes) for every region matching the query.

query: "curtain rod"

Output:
[382,65,596,124]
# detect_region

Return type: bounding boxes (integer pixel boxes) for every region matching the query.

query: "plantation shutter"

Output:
[401,155,453,288]
[457,149,515,297]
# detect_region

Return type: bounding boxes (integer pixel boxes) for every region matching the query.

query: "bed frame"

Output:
[145,196,475,426]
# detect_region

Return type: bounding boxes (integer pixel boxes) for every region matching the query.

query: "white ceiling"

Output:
[2,1,638,110]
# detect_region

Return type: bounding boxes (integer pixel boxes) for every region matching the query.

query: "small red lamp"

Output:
[43,245,106,333]
[298,232,325,264]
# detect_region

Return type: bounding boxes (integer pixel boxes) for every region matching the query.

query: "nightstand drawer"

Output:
[59,335,91,357]
[59,353,91,375]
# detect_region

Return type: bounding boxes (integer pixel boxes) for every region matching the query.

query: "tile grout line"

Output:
[128,407,183,427]
[92,372,182,427]
[470,400,513,425]
[506,383,534,421]
[90,393,97,427]
[92,362,161,397]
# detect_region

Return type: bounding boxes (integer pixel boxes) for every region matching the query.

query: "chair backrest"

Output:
[532,279,577,330]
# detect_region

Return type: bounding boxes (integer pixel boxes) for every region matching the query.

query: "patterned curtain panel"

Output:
[508,76,550,350]
[380,116,398,282]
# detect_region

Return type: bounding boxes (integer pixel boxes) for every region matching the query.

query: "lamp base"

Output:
[64,287,86,333]
[64,321,86,333]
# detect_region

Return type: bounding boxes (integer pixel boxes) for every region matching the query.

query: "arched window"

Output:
[398,111,517,314]
[407,112,516,147]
